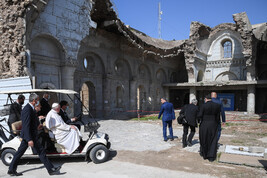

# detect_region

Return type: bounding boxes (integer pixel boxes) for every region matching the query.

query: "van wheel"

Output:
[89,145,109,164]
[1,149,16,166]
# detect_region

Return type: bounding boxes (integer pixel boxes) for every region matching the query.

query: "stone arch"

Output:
[30,34,65,89]
[197,70,204,82]
[138,64,151,81]
[38,82,56,89]
[82,52,105,75]
[207,31,244,61]
[215,72,238,81]
[114,58,132,79]
[31,34,65,60]
[156,68,167,83]
[80,81,96,117]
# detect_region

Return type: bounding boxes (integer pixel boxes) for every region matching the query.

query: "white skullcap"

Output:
[52,103,59,109]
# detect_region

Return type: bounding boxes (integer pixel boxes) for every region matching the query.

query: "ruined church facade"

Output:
[0,0,267,117]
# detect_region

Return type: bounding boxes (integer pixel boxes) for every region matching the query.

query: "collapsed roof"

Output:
[90,0,186,59]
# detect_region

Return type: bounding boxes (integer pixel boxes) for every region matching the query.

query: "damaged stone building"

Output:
[0,0,267,118]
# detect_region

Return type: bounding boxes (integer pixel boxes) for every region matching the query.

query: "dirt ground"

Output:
[102,112,267,178]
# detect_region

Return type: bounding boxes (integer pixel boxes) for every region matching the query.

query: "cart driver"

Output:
[59,100,81,130]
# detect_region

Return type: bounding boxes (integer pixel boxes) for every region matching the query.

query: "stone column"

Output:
[103,77,111,118]
[189,87,196,103]
[247,85,255,114]
[164,87,169,101]
[60,61,77,117]
[130,80,137,117]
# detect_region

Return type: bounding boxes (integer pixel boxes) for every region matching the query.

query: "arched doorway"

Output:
[80,81,96,117]
[30,35,64,89]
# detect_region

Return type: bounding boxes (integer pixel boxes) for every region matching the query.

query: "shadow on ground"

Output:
[259,160,267,174]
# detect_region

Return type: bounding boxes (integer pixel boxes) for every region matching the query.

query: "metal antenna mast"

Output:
[158,2,162,39]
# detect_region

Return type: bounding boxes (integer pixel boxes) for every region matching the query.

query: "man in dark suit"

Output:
[198,94,221,162]
[211,92,226,142]
[59,100,80,130]
[8,93,60,176]
[38,92,51,116]
[158,98,175,141]
[180,99,199,148]
[8,95,25,133]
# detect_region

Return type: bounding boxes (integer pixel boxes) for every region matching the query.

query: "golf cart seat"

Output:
[54,143,66,153]
[44,125,66,153]
[11,121,22,135]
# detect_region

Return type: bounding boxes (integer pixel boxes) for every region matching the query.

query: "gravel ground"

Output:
[98,120,182,152]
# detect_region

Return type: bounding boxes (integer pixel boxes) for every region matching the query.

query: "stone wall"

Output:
[0,0,29,79]
[30,0,95,61]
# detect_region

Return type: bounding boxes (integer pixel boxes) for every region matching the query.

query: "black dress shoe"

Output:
[49,170,61,176]
[182,144,187,148]
[170,138,174,141]
[187,142,192,147]
[163,139,167,142]
[52,166,61,172]
[7,170,23,176]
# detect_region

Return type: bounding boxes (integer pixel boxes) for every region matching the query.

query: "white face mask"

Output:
[36,100,40,106]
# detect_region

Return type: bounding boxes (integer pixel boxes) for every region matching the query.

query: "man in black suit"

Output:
[8,93,60,176]
[198,94,221,162]
[59,100,80,130]
[8,95,25,133]
[39,92,51,116]
[180,99,199,148]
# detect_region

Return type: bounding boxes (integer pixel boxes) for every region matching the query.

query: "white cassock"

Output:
[46,109,82,154]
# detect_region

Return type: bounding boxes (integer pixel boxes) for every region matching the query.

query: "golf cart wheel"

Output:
[89,145,109,164]
[1,149,16,166]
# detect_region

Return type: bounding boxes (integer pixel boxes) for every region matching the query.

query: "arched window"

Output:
[223,41,232,58]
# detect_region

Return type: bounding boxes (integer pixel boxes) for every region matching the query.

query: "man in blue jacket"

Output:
[211,92,226,142]
[158,98,175,141]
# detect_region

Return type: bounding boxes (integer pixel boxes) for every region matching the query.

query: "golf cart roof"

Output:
[0,89,78,95]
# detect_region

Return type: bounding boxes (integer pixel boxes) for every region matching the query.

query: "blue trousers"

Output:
[162,120,173,140]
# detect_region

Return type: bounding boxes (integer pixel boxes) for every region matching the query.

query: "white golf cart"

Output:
[0,89,111,166]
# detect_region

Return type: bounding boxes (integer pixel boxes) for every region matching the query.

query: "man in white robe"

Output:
[46,103,82,154]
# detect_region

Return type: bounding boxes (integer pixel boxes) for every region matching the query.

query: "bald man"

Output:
[211,92,225,143]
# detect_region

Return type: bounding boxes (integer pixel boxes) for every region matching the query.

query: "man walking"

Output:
[180,99,199,148]
[198,94,221,162]
[158,98,175,141]
[8,93,60,176]
[211,92,226,142]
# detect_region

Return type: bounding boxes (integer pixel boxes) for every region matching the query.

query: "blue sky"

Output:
[112,0,267,41]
